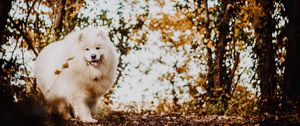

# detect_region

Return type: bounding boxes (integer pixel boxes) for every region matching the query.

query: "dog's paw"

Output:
[80,117,97,123]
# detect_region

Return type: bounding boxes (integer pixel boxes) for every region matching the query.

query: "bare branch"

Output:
[53,0,66,40]
[8,16,38,56]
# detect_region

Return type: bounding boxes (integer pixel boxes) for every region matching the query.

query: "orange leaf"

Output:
[54,70,61,75]
[62,63,69,69]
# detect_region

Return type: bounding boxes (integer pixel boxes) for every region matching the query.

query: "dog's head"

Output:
[77,28,109,67]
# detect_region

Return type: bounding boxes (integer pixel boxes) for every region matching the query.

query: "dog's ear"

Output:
[97,30,109,41]
[78,33,84,42]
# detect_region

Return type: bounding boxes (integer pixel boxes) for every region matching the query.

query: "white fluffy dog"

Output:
[34,27,118,122]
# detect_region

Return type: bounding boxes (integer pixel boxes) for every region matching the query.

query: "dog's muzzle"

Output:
[88,55,103,66]
[88,60,99,66]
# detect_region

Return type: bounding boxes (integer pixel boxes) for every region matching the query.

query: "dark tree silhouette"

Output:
[253,0,277,121]
[0,0,14,122]
[284,0,300,113]
[0,0,12,41]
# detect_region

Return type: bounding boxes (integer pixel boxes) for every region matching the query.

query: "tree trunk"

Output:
[0,0,12,41]
[0,0,15,123]
[213,24,227,90]
[53,0,66,40]
[201,0,214,95]
[284,0,300,113]
[253,0,277,124]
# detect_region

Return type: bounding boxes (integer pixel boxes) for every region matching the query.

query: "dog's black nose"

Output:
[91,54,96,59]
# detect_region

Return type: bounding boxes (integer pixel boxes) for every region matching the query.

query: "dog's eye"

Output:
[96,47,100,50]
[85,48,89,51]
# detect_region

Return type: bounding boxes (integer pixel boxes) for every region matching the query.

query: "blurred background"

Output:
[0,0,299,125]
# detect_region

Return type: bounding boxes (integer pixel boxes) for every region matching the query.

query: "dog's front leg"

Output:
[71,94,97,123]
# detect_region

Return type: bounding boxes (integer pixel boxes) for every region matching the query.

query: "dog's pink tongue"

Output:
[91,62,98,66]
[91,60,100,66]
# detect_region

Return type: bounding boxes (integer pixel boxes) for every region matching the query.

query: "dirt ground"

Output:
[44,111,261,126]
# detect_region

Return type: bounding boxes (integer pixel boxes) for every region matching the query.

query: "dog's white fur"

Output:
[34,27,118,122]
